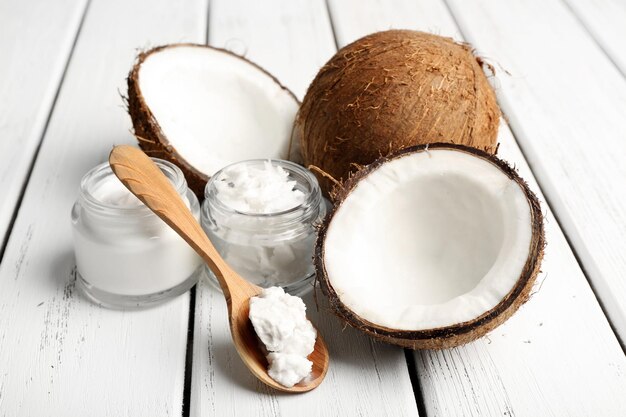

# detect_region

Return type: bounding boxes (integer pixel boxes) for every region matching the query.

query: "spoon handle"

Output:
[108,145,247,300]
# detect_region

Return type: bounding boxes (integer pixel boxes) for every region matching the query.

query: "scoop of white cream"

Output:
[249,287,316,387]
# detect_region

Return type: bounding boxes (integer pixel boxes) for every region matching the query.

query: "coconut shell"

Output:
[296,30,500,195]
[127,44,299,200]
[315,143,545,349]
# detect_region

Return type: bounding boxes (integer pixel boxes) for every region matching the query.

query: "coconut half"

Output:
[316,143,544,349]
[128,44,300,198]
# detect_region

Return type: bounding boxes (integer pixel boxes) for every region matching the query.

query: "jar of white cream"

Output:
[201,160,327,295]
[71,158,202,308]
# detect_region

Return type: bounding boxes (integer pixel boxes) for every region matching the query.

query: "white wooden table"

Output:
[1,0,626,415]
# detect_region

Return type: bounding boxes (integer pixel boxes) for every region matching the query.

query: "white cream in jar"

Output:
[201,160,326,295]
[71,158,202,307]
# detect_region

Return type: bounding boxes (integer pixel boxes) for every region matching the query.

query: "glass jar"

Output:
[71,158,202,308]
[201,159,327,295]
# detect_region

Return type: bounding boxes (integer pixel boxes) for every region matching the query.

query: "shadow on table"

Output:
[49,249,78,296]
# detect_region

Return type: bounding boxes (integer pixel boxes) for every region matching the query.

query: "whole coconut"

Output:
[296,30,500,195]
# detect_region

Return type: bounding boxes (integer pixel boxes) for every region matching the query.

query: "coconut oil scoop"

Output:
[108,145,329,393]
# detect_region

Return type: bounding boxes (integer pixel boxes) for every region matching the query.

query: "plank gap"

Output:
[0,0,92,265]
[324,0,340,51]
[182,285,198,417]
[442,0,626,354]
[204,0,211,45]
[405,349,428,417]
[558,0,626,79]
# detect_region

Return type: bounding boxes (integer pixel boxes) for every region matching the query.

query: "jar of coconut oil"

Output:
[71,158,202,308]
[201,159,326,295]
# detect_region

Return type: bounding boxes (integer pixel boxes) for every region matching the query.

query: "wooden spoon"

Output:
[109,145,329,393]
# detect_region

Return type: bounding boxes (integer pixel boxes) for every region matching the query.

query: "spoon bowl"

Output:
[230,296,329,392]
[109,145,329,392]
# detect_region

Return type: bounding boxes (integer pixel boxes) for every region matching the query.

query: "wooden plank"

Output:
[0,0,87,248]
[190,1,419,415]
[326,0,461,46]
[327,0,626,415]
[562,0,626,76]
[446,0,626,342]
[208,0,336,99]
[0,0,208,415]
[192,285,420,416]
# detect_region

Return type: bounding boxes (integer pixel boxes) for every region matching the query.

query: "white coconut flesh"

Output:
[323,149,533,331]
[137,45,299,175]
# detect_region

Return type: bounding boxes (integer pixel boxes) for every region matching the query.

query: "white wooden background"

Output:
[1,0,625,416]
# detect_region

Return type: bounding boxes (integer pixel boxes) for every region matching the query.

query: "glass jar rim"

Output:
[204,159,322,218]
[79,157,187,216]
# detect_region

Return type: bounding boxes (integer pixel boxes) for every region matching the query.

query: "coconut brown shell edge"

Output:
[127,43,300,201]
[315,143,545,350]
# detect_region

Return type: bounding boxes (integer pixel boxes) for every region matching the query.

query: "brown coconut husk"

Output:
[296,30,501,195]
[315,143,545,349]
